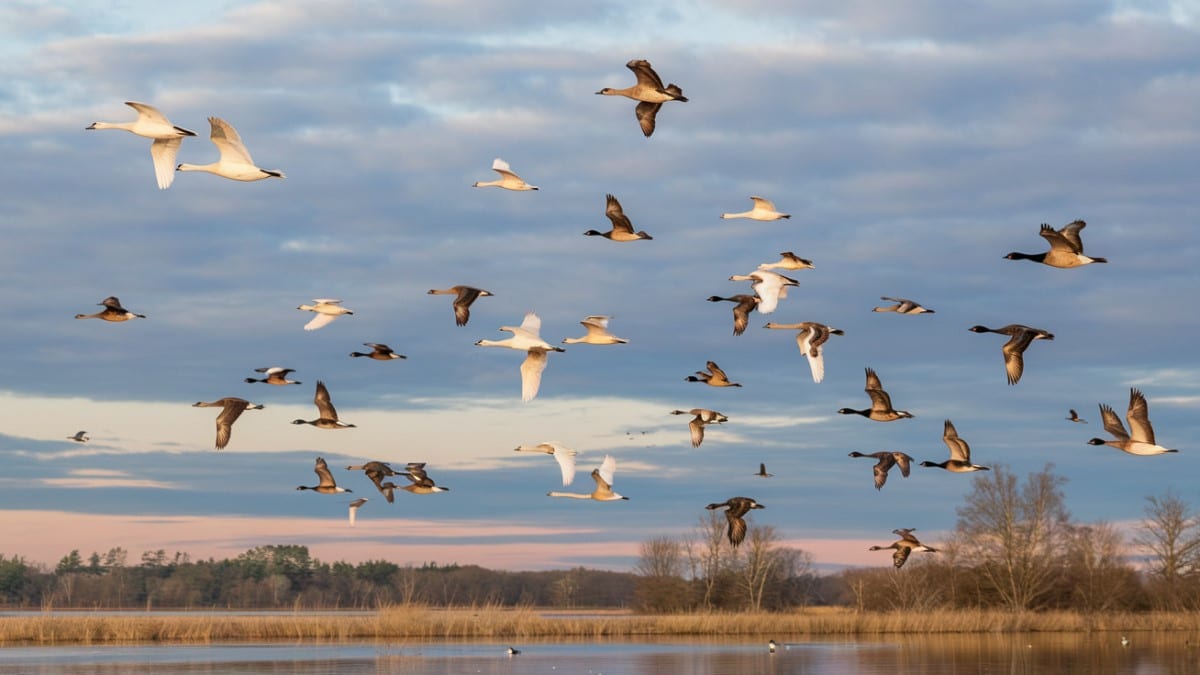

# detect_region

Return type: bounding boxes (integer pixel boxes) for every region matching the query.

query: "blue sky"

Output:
[0,0,1197,572]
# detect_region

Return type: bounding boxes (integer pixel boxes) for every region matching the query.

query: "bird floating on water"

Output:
[86,101,195,189]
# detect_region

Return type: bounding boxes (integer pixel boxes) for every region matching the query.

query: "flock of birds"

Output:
[74,57,1182,568]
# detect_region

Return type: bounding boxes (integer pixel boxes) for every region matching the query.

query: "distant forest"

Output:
[2,466,1198,612]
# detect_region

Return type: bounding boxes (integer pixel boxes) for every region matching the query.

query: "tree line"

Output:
[1,465,1196,612]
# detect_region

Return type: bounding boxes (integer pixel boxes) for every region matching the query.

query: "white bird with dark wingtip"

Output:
[472,158,538,191]
[547,454,628,501]
[721,196,791,221]
[514,441,578,486]
[728,270,798,314]
[86,101,196,189]
[297,299,354,331]
[176,116,284,181]
[758,252,814,271]
[562,316,628,345]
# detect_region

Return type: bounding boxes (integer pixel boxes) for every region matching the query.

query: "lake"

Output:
[1,633,1197,674]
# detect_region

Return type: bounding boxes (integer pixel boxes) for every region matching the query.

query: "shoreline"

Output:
[4,607,1200,646]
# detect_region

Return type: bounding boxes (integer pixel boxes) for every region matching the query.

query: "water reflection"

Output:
[1,633,1199,674]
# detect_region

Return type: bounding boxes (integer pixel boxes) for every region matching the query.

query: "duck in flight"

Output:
[596,59,688,137]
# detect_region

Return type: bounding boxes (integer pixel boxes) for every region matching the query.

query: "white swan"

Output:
[176,117,284,181]
[475,312,565,402]
[728,270,798,314]
[547,455,627,501]
[514,441,578,486]
[562,316,628,345]
[763,321,845,383]
[297,299,353,331]
[87,101,196,189]
[721,196,790,221]
[472,158,538,191]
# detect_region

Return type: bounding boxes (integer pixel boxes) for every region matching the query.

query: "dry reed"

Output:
[5,606,1200,646]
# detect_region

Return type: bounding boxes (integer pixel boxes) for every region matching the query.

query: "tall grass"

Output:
[5,606,1200,646]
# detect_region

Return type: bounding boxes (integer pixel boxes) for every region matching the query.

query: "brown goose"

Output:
[1067,409,1087,424]
[705,497,765,547]
[400,464,450,494]
[67,431,89,443]
[670,408,728,447]
[707,294,759,336]
[244,367,301,385]
[1005,220,1107,268]
[427,286,493,326]
[685,360,742,387]
[1088,388,1179,456]
[869,528,938,568]
[346,460,404,502]
[595,59,688,137]
[848,451,913,490]
[872,297,935,314]
[838,368,913,421]
[291,381,356,429]
[349,342,406,360]
[296,456,351,494]
[967,324,1054,385]
[192,397,263,450]
[763,321,844,383]
[584,194,653,241]
[754,463,773,478]
[75,296,146,322]
[920,420,990,472]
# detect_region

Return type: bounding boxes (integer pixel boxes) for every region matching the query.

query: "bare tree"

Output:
[1136,491,1200,610]
[684,511,736,609]
[1062,522,1138,612]
[633,536,689,612]
[740,525,781,611]
[952,464,1070,610]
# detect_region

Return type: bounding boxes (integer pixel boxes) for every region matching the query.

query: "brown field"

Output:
[5,606,1200,646]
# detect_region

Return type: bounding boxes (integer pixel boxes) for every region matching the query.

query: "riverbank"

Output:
[4,606,1200,645]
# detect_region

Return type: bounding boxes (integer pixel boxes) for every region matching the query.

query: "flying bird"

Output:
[584,194,653,241]
[838,368,913,421]
[297,299,353,331]
[86,101,195,189]
[1067,409,1087,424]
[707,294,759,336]
[514,442,578,486]
[1088,388,1178,456]
[763,321,844,383]
[754,463,773,478]
[67,431,89,443]
[244,367,301,385]
[472,158,538,190]
[721,196,791,221]
[685,360,742,387]
[547,454,628,501]
[758,252,814,271]
[475,312,565,402]
[921,420,990,472]
[848,451,913,490]
[562,316,628,345]
[872,297,935,314]
[348,498,368,526]
[296,456,351,494]
[427,286,493,326]
[1005,220,1107,268]
[400,464,450,494]
[705,497,765,547]
[596,59,688,137]
[728,270,798,314]
[176,116,284,181]
[349,343,406,360]
[74,296,146,322]
[869,528,938,568]
[346,461,405,502]
[291,381,356,429]
[191,397,263,450]
[670,408,728,447]
[967,324,1054,385]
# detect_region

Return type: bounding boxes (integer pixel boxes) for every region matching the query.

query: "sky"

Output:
[0,0,1197,574]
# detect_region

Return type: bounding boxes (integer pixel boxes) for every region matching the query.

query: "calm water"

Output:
[2,634,1199,674]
